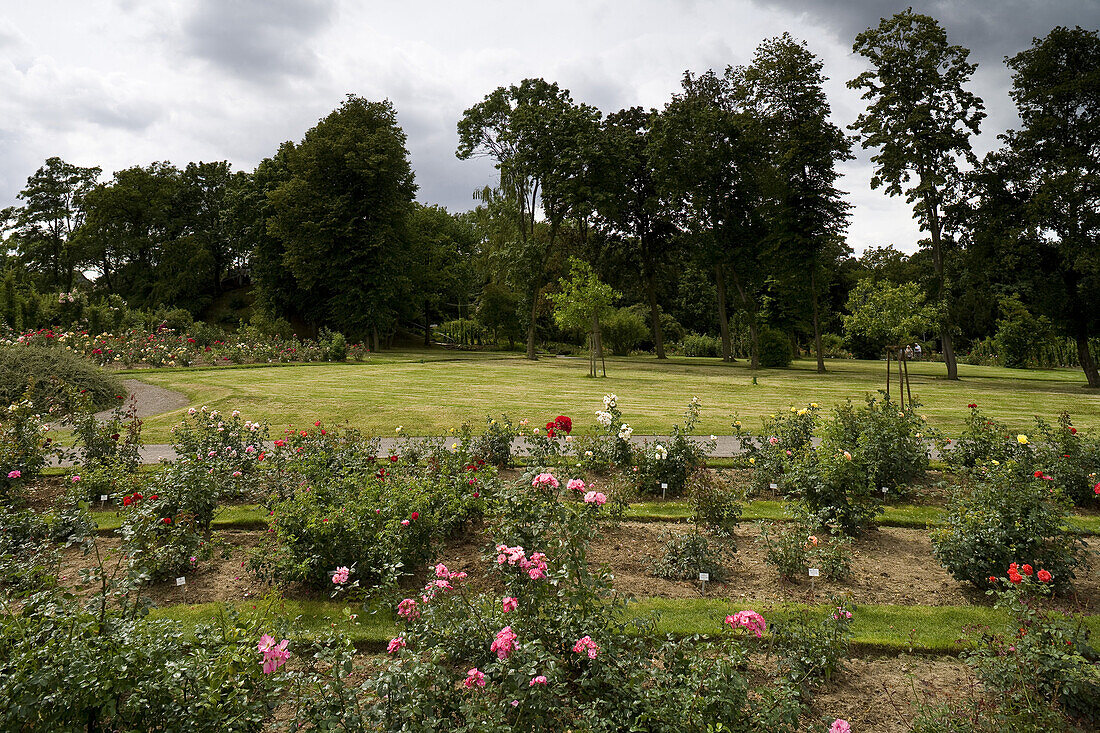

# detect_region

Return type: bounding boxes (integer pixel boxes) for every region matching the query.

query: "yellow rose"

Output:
[1017,434,1029,444]
[749,457,756,465]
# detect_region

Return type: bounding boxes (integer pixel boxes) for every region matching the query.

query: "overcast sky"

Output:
[1,1,1097,253]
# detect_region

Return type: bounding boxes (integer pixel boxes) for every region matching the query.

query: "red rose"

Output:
[472,492,480,498]
[122,496,132,506]
[1037,569,1052,583]
[258,452,265,462]
[162,517,172,524]
[134,493,142,500]
[390,455,398,462]
[1070,427,1077,434]
[555,415,573,434]
[1008,571,1022,584]
[314,421,321,427]
[988,576,998,584]
[410,512,419,521]
[1034,470,1043,478]
[1021,564,1033,576]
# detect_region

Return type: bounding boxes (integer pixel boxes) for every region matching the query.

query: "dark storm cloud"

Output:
[181,0,337,83]
[749,0,1100,62]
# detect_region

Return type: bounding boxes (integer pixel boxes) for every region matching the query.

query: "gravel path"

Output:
[96,379,189,420]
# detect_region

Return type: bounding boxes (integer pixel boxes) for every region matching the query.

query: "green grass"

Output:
[126,350,1100,442]
[87,500,1099,535]
[148,596,1100,655]
[90,504,268,533]
[625,499,1099,534]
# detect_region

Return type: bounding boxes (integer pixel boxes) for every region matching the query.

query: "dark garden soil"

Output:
[57,517,1097,612]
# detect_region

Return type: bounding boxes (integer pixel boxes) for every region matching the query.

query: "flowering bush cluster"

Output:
[631,397,716,497]
[931,461,1086,589]
[1031,412,1100,506]
[913,567,1099,731]
[651,528,731,582]
[0,399,57,501]
[6,324,367,368]
[286,470,850,732]
[251,431,491,590]
[736,402,820,494]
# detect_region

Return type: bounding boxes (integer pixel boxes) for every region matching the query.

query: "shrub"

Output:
[942,403,1031,469]
[0,592,286,732]
[287,467,845,733]
[758,326,793,368]
[931,462,1085,589]
[784,444,881,535]
[574,394,634,473]
[681,332,722,357]
[0,506,58,593]
[473,414,520,467]
[770,601,854,691]
[825,396,931,493]
[254,446,489,590]
[630,398,714,497]
[913,571,1100,731]
[689,469,743,537]
[759,520,853,582]
[0,345,124,412]
[737,403,821,495]
[0,399,57,501]
[63,388,144,500]
[651,530,730,582]
[1032,412,1100,506]
[601,307,648,356]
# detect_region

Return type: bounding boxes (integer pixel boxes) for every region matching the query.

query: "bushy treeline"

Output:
[1,17,1098,381]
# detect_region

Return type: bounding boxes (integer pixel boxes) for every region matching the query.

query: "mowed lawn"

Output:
[128,350,1100,442]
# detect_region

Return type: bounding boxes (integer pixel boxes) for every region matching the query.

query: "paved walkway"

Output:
[50,434,948,467]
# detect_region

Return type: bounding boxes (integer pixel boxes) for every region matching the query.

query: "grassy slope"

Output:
[127,351,1100,442]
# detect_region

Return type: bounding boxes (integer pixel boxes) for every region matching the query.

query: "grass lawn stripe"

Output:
[149,597,1100,655]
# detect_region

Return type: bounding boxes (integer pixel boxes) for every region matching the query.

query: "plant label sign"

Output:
[660,483,668,490]
[808,568,820,578]
[769,483,778,490]
[698,573,709,582]
[100,495,108,502]
[176,577,186,586]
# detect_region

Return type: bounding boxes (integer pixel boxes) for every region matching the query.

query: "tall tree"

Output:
[405,204,481,346]
[848,9,985,380]
[457,78,601,360]
[591,107,676,359]
[996,27,1100,386]
[263,96,417,344]
[177,161,235,297]
[13,157,101,291]
[746,34,853,373]
[652,67,767,366]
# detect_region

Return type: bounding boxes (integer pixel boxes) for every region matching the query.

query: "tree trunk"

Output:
[644,259,665,359]
[525,290,539,361]
[1075,327,1100,388]
[923,184,959,381]
[729,266,759,369]
[423,309,431,347]
[885,349,891,400]
[811,269,825,374]
[372,325,380,353]
[715,264,734,362]
[941,330,958,380]
[903,351,913,405]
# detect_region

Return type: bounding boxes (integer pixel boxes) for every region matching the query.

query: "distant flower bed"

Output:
[5,327,368,367]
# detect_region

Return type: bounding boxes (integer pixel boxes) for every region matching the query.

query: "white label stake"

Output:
[699,572,709,594]
[808,567,818,601]
[769,483,778,490]
[661,482,668,499]
[176,576,186,586]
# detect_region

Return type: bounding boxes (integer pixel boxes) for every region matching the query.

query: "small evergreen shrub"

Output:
[0,346,124,412]
[758,327,793,368]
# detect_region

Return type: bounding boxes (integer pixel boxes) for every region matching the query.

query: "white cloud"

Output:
[1,0,1095,255]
